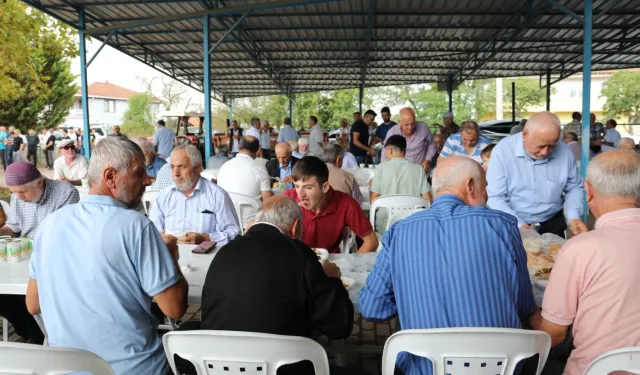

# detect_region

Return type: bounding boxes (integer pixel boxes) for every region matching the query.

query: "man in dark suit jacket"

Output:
[265,142,299,187]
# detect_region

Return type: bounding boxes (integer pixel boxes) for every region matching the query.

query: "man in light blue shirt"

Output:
[438,121,491,164]
[487,111,587,237]
[152,119,176,159]
[26,137,188,375]
[277,117,299,143]
[152,144,240,246]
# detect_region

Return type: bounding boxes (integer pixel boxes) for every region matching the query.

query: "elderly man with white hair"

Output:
[26,137,188,375]
[152,144,240,246]
[618,137,636,151]
[361,156,537,375]
[294,137,310,159]
[134,137,166,178]
[487,111,586,237]
[53,138,89,186]
[381,107,436,172]
[535,150,640,375]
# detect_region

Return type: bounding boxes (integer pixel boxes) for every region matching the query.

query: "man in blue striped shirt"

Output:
[438,120,491,164]
[359,156,537,375]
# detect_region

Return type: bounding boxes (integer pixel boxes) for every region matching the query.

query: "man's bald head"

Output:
[522,111,562,160]
[618,138,636,151]
[432,156,487,206]
[275,142,293,168]
[399,107,417,136]
[288,139,298,151]
[586,149,640,217]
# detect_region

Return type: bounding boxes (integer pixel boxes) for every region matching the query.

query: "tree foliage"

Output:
[138,76,187,111]
[502,77,555,117]
[121,93,154,136]
[0,0,78,129]
[601,70,640,129]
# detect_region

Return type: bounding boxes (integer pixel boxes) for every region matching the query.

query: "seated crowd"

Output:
[0,107,638,375]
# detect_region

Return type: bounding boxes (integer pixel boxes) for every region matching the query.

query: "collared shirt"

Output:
[282,188,372,254]
[563,120,583,138]
[53,155,89,181]
[439,133,491,164]
[542,208,640,375]
[146,155,166,178]
[326,163,363,205]
[486,133,584,227]
[375,121,397,141]
[260,130,271,149]
[150,162,173,191]
[245,127,262,147]
[308,124,324,157]
[218,154,272,201]
[341,151,359,170]
[292,151,305,159]
[359,195,536,375]
[277,124,299,143]
[590,122,605,140]
[279,160,293,189]
[151,177,240,246]
[152,126,176,158]
[6,178,79,236]
[30,194,179,375]
[381,121,436,164]
[602,128,621,152]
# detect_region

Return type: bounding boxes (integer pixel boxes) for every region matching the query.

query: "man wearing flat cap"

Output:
[0,161,79,344]
[53,139,89,186]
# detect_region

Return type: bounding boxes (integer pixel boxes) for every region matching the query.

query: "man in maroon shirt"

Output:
[283,156,378,254]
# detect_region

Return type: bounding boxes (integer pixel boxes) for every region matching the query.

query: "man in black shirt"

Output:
[349,109,377,166]
[26,129,39,166]
[11,131,24,163]
[45,129,56,169]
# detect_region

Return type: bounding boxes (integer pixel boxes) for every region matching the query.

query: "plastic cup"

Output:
[81,178,89,188]
[350,254,365,273]
[364,253,377,272]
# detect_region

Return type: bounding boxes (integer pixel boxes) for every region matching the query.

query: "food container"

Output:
[20,237,32,258]
[6,240,22,263]
[0,239,7,262]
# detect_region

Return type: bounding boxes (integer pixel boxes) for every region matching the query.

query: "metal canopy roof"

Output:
[23,0,640,100]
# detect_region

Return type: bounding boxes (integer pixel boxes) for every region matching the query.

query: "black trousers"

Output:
[0,295,44,343]
[262,148,271,160]
[27,148,37,166]
[537,210,568,238]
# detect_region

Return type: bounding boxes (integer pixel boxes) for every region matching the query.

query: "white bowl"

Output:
[314,248,329,262]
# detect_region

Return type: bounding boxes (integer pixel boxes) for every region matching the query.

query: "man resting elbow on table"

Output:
[283,156,378,253]
[151,144,240,246]
[26,137,188,375]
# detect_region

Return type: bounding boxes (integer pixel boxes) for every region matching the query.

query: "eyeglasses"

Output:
[62,145,75,150]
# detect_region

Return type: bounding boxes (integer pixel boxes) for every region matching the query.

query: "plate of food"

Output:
[341,276,356,290]
[313,248,329,262]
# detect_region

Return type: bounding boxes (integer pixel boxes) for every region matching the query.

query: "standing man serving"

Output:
[152,119,176,159]
[381,107,436,173]
[349,110,377,166]
[487,111,587,237]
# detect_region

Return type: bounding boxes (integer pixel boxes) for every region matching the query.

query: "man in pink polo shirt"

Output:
[537,149,640,375]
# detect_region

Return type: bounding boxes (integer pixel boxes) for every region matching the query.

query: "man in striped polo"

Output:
[438,120,491,165]
[360,156,537,375]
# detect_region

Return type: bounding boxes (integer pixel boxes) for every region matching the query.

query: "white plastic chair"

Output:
[201,168,220,182]
[339,227,357,254]
[387,208,426,228]
[0,199,9,213]
[370,195,431,234]
[227,192,261,234]
[582,347,640,375]
[0,341,115,375]
[142,191,158,216]
[382,328,551,375]
[163,330,330,375]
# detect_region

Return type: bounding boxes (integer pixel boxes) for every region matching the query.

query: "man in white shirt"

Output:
[217,136,274,227]
[308,116,324,157]
[53,139,89,186]
[593,119,621,152]
[245,118,262,151]
[260,120,272,160]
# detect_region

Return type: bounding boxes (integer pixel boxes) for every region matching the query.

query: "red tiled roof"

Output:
[76,81,162,102]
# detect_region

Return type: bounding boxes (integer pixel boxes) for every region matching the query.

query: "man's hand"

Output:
[420,160,431,173]
[322,260,341,279]
[58,176,67,182]
[178,232,207,245]
[282,175,294,184]
[161,233,179,261]
[368,148,377,157]
[569,219,588,236]
[520,224,533,230]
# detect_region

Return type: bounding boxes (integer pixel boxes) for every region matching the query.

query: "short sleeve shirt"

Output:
[0,132,6,150]
[349,120,369,157]
[29,195,179,375]
[602,128,621,152]
[217,154,271,200]
[245,127,262,147]
[282,188,373,253]
[12,136,23,150]
[308,125,324,157]
[53,155,89,181]
[375,122,397,141]
[152,126,176,157]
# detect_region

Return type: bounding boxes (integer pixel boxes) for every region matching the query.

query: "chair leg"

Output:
[3,318,8,342]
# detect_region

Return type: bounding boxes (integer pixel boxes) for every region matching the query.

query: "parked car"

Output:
[629,132,640,146]
[478,118,523,144]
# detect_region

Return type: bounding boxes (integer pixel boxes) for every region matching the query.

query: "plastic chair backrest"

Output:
[201,169,220,182]
[339,227,357,254]
[387,208,426,228]
[582,347,640,375]
[370,195,431,233]
[0,341,115,375]
[227,192,261,233]
[382,328,551,375]
[163,330,330,375]
[0,200,9,214]
[142,191,158,216]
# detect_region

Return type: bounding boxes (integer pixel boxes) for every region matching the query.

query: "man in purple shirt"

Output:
[381,107,436,173]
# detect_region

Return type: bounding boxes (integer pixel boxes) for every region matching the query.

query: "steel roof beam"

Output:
[359,0,375,93]
[208,9,251,55]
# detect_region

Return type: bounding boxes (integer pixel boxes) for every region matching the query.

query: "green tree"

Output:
[601,70,640,132]
[0,0,78,129]
[503,77,554,117]
[121,94,154,137]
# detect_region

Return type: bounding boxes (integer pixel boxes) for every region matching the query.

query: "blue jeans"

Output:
[354,155,366,166]
[5,146,13,166]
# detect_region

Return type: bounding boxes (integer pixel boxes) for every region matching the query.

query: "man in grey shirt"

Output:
[308,115,325,157]
[152,120,176,159]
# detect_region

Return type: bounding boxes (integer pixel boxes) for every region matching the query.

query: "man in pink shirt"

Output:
[537,149,640,375]
[380,107,435,173]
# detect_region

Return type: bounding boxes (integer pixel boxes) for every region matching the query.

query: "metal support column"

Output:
[511,81,516,122]
[581,0,593,220]
[289,96,294,121]
[79,9,91,160]
[447,77,453,112]
[228,95,233,121]
[358,85,364,113]
[546,69,551,111]
[203,14,212,168]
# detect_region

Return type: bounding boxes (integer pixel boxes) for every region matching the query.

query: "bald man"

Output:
[380,107,436,172]
[487,111,587,237]
[361,156,537,375]
[618,137,637,151]
[266,142,299,189]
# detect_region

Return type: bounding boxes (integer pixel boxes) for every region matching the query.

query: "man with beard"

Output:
[152,144,240,246]
[26,137,188,375]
